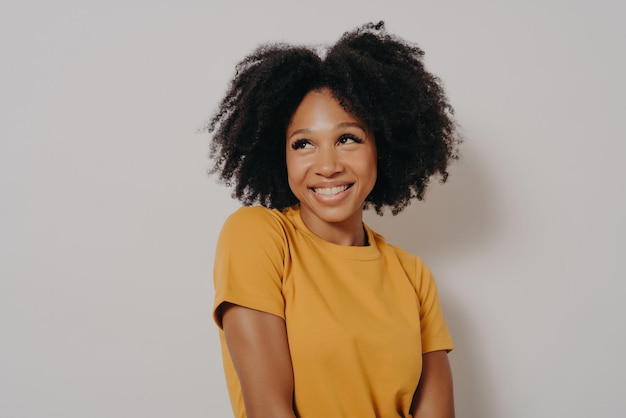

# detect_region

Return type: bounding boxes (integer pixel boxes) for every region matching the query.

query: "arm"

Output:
[410,350,455,418]
[221,302,296,418]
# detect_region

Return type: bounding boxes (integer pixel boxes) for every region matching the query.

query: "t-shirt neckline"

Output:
[282,206,381,261]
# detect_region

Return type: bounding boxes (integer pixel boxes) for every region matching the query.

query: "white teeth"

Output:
[313,185,349,196]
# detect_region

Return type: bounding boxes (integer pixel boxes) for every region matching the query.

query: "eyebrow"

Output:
[287,122,366,140]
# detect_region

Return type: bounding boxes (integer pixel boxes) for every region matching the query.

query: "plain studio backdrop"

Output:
[1,1,624,417]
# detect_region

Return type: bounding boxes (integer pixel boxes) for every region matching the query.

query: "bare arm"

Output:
[221,302,296,418]
[411,350,455,418]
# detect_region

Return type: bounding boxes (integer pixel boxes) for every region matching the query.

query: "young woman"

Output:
[208,22,461,418]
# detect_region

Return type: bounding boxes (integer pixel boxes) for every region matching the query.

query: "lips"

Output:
[311,184,352,196]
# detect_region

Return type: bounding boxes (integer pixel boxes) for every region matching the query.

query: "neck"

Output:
[299,210,367,246]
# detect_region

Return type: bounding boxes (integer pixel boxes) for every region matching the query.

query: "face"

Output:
[286,88,377,236]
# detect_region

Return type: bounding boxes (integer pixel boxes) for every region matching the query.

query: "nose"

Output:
[314,147,343,177]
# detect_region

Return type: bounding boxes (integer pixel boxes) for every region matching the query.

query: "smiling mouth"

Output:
[311,184,352,196]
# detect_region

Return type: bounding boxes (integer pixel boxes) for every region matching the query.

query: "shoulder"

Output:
[389,244,422,284]
[224,205,282,224]
[216,206,291,262]
[368,227,421,271]
[386,242,419,266]
[369,229,430,288]
[221,206,287,236]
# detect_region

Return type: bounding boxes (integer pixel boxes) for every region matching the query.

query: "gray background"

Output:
[2,0,625,417]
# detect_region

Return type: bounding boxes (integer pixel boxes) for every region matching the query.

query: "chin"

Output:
[309,206,362,225]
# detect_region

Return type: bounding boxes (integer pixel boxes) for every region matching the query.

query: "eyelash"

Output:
[338,134,363,145]
[291,139,311,150]
[290,134,363,150]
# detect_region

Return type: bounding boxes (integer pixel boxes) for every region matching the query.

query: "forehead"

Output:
[287,88,366,134]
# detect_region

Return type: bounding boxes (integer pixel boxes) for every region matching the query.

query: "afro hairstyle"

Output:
[207,21,461,215]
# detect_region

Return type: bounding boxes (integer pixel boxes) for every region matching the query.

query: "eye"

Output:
[338,134,363,145]
[291,139,312,150]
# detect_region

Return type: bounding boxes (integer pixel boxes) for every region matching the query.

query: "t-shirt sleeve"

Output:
[414,257,454,353]
[212,207,287,328]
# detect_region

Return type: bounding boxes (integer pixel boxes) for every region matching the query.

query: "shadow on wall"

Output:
[363,144,496,261]
[364,142,498,418]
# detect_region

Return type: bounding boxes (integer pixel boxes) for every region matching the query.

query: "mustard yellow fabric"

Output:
[213,206,453,418]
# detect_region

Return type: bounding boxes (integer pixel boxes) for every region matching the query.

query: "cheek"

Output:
[364,161,378,196]
[285,155,305,196]
[286,152,313,179]
[285,156,298,181]
[366,165,378,190]
[360,152,378,184]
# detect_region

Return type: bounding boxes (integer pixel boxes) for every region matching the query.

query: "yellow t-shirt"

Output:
[213,206,453,418]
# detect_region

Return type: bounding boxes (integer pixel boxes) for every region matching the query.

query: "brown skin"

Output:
[285,88,377,246]
[221,303,296,418]
[411,350,455,418]
[221,88,454,417]
[222,303,455,417]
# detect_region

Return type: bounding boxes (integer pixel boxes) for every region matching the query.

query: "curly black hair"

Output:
[208,21,460,215]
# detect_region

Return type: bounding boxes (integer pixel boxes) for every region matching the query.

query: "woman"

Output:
[208,22,460,418]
